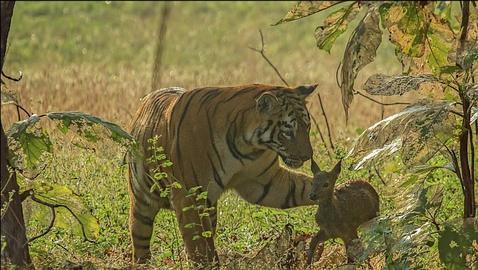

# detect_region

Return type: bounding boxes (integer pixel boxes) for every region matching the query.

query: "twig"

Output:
[151,2,172,90]
[14,103,31,117]
[249,30,289,87]
[310,112,332,159]
[1,70,22,82]
[373,164,387,186]
[30,194,96,243]
[354,90,411,106]
[317,93,335,151]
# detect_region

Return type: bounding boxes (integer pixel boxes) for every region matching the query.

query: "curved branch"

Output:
[248,30,290,87]
[1,70,23,82]
[30,194,96,243]
[354,90,411,106]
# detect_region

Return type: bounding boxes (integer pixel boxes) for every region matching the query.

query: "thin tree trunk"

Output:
[151,2,171,91]
[457,0,475,218]
[1,1,32,266]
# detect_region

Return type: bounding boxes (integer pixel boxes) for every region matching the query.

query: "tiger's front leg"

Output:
[172,188,219,269]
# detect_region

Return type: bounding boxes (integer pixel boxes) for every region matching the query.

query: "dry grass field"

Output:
[1,2,451,269]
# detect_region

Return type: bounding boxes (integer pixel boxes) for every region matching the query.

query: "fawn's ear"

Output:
[332,159,342,176]
[311,158,321,175]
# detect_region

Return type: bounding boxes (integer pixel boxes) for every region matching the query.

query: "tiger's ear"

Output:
[296,84,318,98]
[256,92,279,115]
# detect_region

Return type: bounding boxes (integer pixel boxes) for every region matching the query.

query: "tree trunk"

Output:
[1,1,32,267]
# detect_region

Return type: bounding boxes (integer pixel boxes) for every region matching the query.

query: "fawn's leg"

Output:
[306,230,327,266]
[344,232,361,264]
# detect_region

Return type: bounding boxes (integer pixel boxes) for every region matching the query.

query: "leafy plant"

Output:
[275,0,477,268]
[5,111,134,245]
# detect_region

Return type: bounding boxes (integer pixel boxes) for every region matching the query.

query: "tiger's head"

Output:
[252,84,317,168]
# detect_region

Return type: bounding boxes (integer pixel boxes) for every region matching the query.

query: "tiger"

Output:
[127,83,318,267]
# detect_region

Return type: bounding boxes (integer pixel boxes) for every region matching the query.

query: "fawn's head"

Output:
[309,159,342,201]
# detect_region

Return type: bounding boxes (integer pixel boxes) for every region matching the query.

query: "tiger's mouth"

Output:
[283,157,304,168]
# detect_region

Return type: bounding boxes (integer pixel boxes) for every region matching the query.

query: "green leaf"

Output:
[7,115,52,170]
[427,25,453,75]
[272,1,342,25]
[341,7,382,119]
[459,46,478,70]
[438,219,478,270]
[46,111,133,144]
[32,181,100,241]
[363,74,438,96]
[314,2,361,53]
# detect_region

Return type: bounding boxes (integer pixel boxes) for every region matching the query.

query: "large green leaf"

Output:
[272,1,342,26]
[314,2,361,53]
[426,15,455,75]
[341,7,382,119]
[31,181,99,241]
[7,111,134,174]
[348,101,456,170]
[46,111,133,144]
[363,74,438,96]
[7,115,52,171]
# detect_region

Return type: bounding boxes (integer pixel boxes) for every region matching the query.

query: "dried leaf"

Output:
[272,1,341,25]
[348,101,456,170]
[363,74,438,96]
[341,7,382,119]
[380,3,428,58]
[314,2,360,53]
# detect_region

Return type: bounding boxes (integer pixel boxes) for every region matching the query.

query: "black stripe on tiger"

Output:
[133,243,150,250]
[207,154,224,189]
[133,211,155,226]
[132,232,152,242]
[257,156,277,177]
[206,112,225,172]
[174,90,204,173]
[255,169,281,204]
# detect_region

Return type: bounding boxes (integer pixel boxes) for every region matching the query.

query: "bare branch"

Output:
[310,112,332,159]
[354,90,411,106]
[373,163,387,186]
[249,30,290,87]
[317,93,335,151]
[1,70,22,82]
